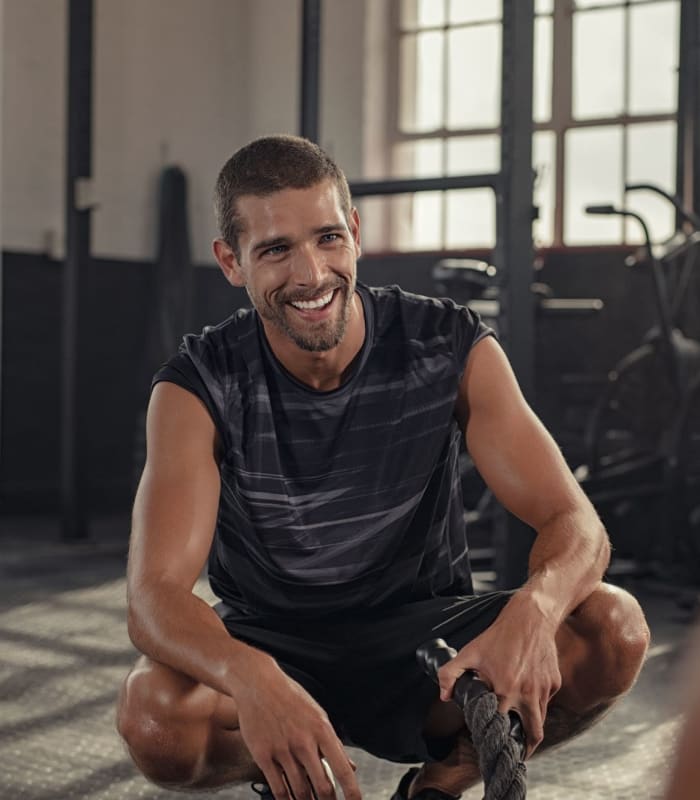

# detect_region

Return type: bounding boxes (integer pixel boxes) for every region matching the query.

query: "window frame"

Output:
[388,0,680,249]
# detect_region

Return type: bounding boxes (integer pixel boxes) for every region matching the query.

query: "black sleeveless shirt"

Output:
[153,283,492,619]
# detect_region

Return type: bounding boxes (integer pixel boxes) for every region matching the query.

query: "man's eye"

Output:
[320,233,340,243]
[263,245,287,256]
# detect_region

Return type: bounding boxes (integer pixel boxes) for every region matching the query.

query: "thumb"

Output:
[437,663,460,702]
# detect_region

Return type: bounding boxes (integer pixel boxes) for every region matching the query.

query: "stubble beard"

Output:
[250,279,355,353]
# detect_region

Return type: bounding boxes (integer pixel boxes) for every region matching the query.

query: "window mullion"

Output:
[551,0,573,245]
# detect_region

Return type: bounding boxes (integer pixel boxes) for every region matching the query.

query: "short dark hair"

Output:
[214,135,352,258]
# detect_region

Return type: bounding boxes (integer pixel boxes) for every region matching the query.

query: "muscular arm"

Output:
[127,381,359,799]
[127,381,276,696]
[441,336,610,752]
[461,336,610,622]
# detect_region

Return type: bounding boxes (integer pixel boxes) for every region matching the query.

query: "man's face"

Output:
[226,180,361,354]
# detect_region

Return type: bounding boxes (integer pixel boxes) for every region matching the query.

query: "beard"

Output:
[248,278,355,353]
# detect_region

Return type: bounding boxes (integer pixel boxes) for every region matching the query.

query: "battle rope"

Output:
[416,638,527,800]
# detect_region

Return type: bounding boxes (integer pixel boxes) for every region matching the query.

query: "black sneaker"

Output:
[390,767,462,800]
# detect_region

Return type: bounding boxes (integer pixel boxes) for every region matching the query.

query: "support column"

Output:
[493,0,536,589]
[61,0,93,539]
[676,0,700,213]
[299,0,322,142]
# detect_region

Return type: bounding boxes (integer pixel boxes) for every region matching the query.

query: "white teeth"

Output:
[291,291,334,310]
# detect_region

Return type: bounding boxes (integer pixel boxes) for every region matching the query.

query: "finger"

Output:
[302,757,336,800]
[259,762,293,800]
[278,758,313,800]
[437,661,468,701]
[322,744,362,800]
[516,703,544,759]
[496,695,541,760]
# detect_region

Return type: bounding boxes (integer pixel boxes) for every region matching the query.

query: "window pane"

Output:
[446,135,500,174]
[445,189,496,248]
[535,0,554,13]
[534,16,553,123]
[394,139,444,177]
[574,0,623,7]
[565,126,624,244]
[447,25,501,129]
[573,8,624,120]
[401,0,446,29]
[448,0,501,25]
[399,32,444,132]
[629,1,679,115]
[533,131,556,247]
[409,192,444,250]
[626,121,677,243]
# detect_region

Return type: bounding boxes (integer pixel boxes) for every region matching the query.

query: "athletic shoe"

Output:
[390,766,462,800]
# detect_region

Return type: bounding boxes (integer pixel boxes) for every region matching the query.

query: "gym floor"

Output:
[0,515,696,800]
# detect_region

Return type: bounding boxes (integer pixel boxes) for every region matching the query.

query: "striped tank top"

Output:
[154,283,492,619]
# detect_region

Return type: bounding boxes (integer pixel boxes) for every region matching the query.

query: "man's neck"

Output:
[263,292,366,392]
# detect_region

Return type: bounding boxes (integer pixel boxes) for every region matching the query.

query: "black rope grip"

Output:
[416,637,526,759]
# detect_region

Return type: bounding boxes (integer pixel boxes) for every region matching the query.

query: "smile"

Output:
[289,290,335,311]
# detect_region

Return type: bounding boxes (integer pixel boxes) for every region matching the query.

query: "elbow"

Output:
[592,513,612,576]
[125,586,157,654]
[126,602,147,652]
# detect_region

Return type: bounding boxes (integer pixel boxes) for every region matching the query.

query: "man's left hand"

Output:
[436,590,563,758]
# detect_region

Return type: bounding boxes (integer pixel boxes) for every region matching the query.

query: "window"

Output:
[388,0,680,249]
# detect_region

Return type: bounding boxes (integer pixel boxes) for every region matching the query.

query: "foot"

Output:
[390,767,461,800]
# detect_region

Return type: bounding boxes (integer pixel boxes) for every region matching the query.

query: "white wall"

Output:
[1,0,374,264]
[1,0,67,256]
[92,0,250,262]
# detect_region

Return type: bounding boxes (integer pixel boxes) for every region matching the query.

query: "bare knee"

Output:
[116,657,218,788]
[567,583,650,701]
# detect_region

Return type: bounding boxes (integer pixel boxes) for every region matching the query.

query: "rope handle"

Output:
[416,638,528,800]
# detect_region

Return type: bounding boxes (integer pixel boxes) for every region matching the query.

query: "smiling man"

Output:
[116,135,650,800]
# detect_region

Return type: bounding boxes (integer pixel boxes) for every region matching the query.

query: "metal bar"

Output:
[493,0,536,590]
[676,0,700,215]
[61,0,93,540]
[300,0,322,142]
[349,173,502,198]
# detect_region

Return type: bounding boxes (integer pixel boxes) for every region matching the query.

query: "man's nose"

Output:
[289,244,326,285]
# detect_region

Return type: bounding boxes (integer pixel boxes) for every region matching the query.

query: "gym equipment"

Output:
[577,185,700,573]
[431,259,604,574]
[132,165,193,488]
[416,638,527,800]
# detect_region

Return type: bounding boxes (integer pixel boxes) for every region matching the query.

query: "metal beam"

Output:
[61,0,93,540]
[350,173,502,198]
[493,0,536,589]
[676,0,700,214]
[300,0,322,142]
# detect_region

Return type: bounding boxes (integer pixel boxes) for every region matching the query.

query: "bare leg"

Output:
[406,583,651,798]
[116,655,260,790]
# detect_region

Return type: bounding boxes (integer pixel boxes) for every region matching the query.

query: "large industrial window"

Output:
[391,0,680,249]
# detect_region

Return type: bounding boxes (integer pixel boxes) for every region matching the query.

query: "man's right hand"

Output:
[234,658,361,800]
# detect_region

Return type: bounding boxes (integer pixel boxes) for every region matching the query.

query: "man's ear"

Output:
[350,207,362,259]
[213,239,246,287]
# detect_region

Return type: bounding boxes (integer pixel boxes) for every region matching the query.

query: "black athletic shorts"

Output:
[215,591,512,764]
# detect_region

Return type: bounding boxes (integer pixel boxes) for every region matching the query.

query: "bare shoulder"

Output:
[129,381,221,591]
[456,335,525,427]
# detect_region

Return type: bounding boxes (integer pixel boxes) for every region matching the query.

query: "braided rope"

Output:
[464,690,527,800]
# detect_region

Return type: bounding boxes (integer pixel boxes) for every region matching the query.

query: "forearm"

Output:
[519,503,610,626]
[127,581,278,699]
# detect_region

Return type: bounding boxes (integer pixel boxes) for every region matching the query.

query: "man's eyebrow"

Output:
[252,236,290,254]
[314,224,346,236]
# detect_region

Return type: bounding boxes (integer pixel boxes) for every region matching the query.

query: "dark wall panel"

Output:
[2,247,684,514]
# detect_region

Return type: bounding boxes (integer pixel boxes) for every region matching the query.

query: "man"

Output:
[117,135,650,800]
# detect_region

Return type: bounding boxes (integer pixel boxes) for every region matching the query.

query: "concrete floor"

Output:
[0,515,697,800]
